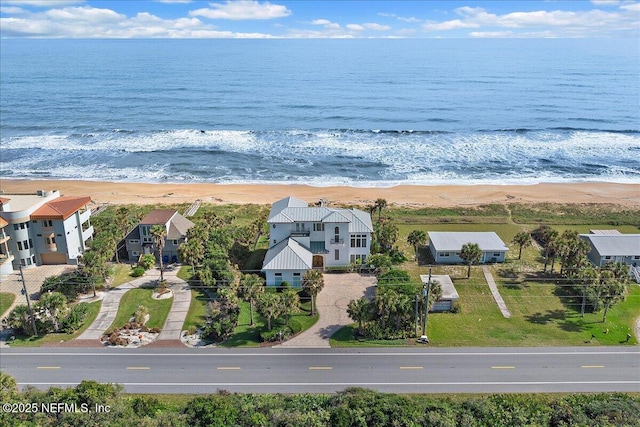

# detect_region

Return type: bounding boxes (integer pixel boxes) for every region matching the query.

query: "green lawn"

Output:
[108,288,173,331]
[221,299,318,347]
[109,263,136,287]
[182,286,211,332]
[331,263,640,347]
[0,292,16,318]
[8,300,102,347]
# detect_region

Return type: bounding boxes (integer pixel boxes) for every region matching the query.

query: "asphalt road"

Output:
[1,347,638,394]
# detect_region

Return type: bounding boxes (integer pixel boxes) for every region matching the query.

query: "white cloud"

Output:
[0,6,27,13]
[0,5,275,38]
[3,0,83,6]
[591,0,621,5]
[153,0,193,3]
[620,2,640,11]
[423,5,640,37]
[309,18,339,29]
[378,12,421,23]
[469,31,514,38]
[362,22,390,31]
[189,0,290,20]
[346,23,364,31]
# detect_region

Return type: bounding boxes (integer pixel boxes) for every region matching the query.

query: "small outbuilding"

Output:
[420,274,459,312]
[428,231,508,264]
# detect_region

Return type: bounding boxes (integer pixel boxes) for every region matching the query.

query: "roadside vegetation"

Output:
[1,375,638,427]
[0,292,15,318]
[108,288,172,331]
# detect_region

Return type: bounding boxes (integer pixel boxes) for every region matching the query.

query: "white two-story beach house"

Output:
[261,196,373,287]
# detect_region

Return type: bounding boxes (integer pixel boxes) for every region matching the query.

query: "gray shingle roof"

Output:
[580,234,640,256]
[262,238,313,271]
[428,232,508,252]
[167,214,194,240]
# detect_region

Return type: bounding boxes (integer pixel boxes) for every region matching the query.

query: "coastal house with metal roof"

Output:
[262,196,373,286]
[428,231,508,264]
[0,190,94,269]
[579,231,640,267]
[125,209,194,264]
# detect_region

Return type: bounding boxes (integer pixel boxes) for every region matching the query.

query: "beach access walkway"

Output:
[482,265,511,318]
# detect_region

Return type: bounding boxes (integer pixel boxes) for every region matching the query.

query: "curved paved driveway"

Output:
[277,273,376,348]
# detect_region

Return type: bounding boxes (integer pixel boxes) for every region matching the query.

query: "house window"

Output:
[350,254,367,264]
[605,256,611,260]
[440,252,450,257]
[493,253,501,257]
[46,237,56,245]
[313,223,324,232]
[634,256,640,260]
[13,224,19,231]
[272,224,276,229]
[23,240,29,249]
[129,239,140,244]
[350,234,367,248]
[42,220,53,227]
[20,258,26,266]
[29,239,33,248]
[172,240,178,245]
[132,251,139,257]
[274,273,282,286]
[31,255,36,264]
[293,273,301,287]
[17,241,23,250]
[26,258,32,266]
[335,249,339,261]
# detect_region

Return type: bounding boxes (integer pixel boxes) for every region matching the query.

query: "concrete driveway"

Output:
[276,273,376,348]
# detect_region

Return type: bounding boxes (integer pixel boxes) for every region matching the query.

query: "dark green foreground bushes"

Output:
[1,377,638,427]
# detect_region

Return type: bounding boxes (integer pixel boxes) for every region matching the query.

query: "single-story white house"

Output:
[420,274,459,312]
[428,231,508,264]
[579,231,640,267]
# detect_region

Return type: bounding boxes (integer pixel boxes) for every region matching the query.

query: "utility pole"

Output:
[414,294,419,337]
[422,266,432,338]
[19,265,38,336]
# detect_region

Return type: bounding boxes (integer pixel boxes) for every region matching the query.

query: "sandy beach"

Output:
[1,179,638,208]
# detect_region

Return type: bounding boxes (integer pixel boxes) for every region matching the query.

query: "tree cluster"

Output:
[1,376,638,427]
[8,291,90,336]
[348,269,442,340]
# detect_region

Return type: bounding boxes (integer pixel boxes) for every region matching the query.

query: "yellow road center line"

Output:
[36,366,60,369]
[400,366,423,370]
[308,367,333,370]
[491,366,515,369]
[217,367,241,370]
[126,367,150,370]
[581,365,605,368]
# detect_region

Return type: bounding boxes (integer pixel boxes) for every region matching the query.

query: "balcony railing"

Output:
[330,238,344,245]
[290,231,310,237]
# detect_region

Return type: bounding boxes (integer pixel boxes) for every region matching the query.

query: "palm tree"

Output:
[239,274,265,326]
[113,206,131,263]
[257,292,283,331]
[511,231,532,260]
[407,230,427,261]
[542,229,559,273]
[347,297,371,336]
[37,291,67,333]
[280,286,300,326]
[7,305,35,336]
[578,266,599,317]
[460,242,482,278]
[599,278,627,323]
[375,288,399,330]
[150,224,167,282]
[178,239,204,276]
[374,198,387,222]
[302,269,324,316]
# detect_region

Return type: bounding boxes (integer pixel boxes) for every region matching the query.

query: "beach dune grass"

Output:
[0,292,16,318]
[7,300,101,347]
[108,288,172,331]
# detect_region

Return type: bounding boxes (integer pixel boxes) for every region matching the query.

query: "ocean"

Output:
[1,38,638,186]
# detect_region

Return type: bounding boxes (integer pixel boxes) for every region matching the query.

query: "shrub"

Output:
[260,328,291,342]
[150,327,161,334]
[130,266,145,277]
[134,305,148,325]
[450,302,462,313]
[138,254,156,270]
[187,326,197,335]
[60,302,90,333]
[40,272,92,302]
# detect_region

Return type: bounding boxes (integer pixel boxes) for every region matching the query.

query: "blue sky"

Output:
[1,0,638,38]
